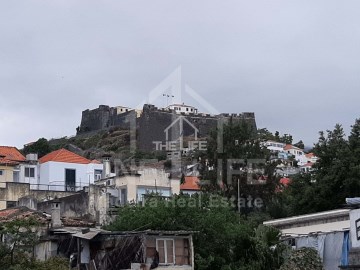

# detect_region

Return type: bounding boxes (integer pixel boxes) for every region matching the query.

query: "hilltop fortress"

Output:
[77,104,257,151]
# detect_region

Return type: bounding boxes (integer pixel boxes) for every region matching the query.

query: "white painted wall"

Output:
[39,161,103,191]
[350,209,360,248]
[167,104,198,114]
[265,141,286,152]
[285,147,308,166]
[18,164,39,188]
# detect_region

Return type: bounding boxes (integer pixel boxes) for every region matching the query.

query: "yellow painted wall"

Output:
[0,165,14,183]
[0,201,6,210]
[114,168,180,202]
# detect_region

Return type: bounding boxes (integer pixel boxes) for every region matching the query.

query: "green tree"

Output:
[293,140,305,149]
[257,128,275,141]
[23,138,51,158]
[279,134,293,144]
[107,195,285,270]
[0,218,40,265]
[279,120,360,216]
[203,122,279,213]
[280,248,323,270]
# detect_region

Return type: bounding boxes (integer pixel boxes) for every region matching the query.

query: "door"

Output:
[65,169,76,191]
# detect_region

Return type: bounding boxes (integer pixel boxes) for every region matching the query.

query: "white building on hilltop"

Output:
[166,104,198,115]
[264,141,286,152]
[284,144,308,166]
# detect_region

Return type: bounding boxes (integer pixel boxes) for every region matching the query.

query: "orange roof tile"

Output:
[0,207,49,224]
[305,153,316,158]
[181,176,201,191]
[276,177,291,193]
[0,146,26,165]
[91,159,102,164]
[283,144,291,150]
[39,148,92,164]
[301,162,314,167]
[284,144,303,151]
[280,177,291,186]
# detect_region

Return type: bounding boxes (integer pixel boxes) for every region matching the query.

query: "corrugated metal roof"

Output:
[281,220,350,236]
[264,209,350,227]
[101,230,197,236]
[73,230,101,240]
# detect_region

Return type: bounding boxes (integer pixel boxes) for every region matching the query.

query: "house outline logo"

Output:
[164,116,199,141]
[134,66,220,153]
[153,115,207,152]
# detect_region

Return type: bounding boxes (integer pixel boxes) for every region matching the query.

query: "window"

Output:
[6,201,17,208]
[356,218,360,240]
[156,239,175,265]
[24,167,35,178]
[186,108,189,111]
[94,169,102,180]
[0,170,3,176]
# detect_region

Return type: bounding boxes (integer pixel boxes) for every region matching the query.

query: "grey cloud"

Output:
[1,0,360,147]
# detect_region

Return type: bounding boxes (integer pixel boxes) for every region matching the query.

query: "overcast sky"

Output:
[1,0,360,149]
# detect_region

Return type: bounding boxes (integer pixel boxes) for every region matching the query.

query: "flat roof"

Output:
[281,220,349,236]
[263,209,350,227]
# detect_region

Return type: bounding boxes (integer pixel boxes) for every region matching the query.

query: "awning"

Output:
[73,230,101,240]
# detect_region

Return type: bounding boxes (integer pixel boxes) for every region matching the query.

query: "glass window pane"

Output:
[166,240,174,264]
[157,240,165,263]
[30,168,35,178]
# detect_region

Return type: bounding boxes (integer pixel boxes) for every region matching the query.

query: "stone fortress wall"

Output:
[77,104,257,151]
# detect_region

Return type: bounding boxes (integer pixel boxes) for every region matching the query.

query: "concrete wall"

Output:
[35,241,58,261]
[0,182,75,210]
[36,192,88,218]
[88,185,111,225]
[34,185,111,225]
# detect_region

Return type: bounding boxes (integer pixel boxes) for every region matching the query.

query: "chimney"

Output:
[51,198,62,228]
[102,155,111,178]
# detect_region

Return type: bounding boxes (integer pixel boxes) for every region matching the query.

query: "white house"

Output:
[305,152,319,164]
[39,149,103,191]
[18,154,40,189]
[264,141,286,152]
[284,144,308,166]
[166,104,198,115]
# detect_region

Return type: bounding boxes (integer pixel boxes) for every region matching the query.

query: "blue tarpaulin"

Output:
[340,231,350,266]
